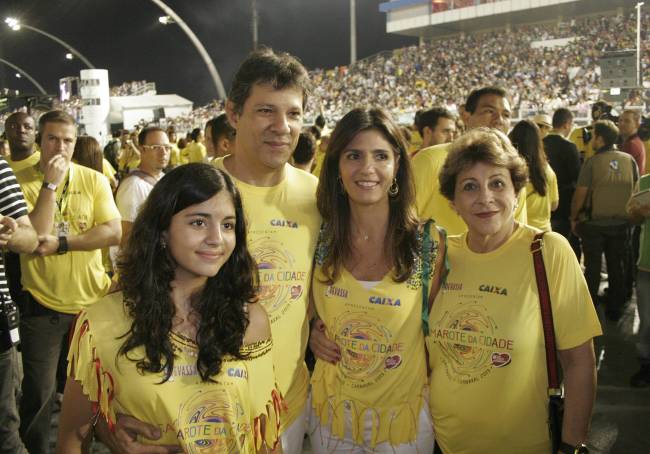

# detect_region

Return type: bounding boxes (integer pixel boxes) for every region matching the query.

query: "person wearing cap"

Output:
[532,113,553,139]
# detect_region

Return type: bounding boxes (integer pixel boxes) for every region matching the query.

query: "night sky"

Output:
[0,0,416,105]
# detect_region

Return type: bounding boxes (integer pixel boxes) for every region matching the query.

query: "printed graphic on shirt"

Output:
[431,301,514,384]
[249,236,305,320]
[177,388,248,454]
[333,311,403,386]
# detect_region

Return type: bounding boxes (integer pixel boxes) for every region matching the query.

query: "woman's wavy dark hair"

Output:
[117,163,258,382]
[508,120,547,196]
[316,108,419,284]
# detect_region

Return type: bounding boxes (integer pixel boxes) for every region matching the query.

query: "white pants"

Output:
[308,401,434,454]
[280,396,310,454]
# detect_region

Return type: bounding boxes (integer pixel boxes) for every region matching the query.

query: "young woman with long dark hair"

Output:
[56,164,281,453]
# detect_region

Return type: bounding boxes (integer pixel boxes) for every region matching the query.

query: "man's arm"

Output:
[29,155,69,235]
[6,215,38,253]
[120,221,133,249]
[36,219,121,256]
[570,186,589,235]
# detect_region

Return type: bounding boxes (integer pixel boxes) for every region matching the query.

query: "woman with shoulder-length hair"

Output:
[309,108,445,453]
[509,119,559,231]
[56,163,282,453]
[428,128,601,454]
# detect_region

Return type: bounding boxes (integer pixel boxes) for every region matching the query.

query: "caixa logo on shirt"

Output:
[478,284,508,296]
[368,296,401,307]
[227,367,248,379]
[270,219,298,228]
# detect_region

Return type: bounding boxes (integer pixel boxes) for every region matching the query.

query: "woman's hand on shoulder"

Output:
[243,302,272,345]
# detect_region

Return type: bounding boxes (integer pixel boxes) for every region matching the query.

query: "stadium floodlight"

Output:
[15,73,21,78]
[158,15,175,25]
[149,0,226,99]
[3,17,95,69]
[0,57,47,94]
[65,53,73,60]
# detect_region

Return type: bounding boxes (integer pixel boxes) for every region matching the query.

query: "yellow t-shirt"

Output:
[214,158,321,431]
[118,146,140,172]
[426,225,602,454]
[525,164,559,231]
[408,129,423,156]
[569,126,594,161]
[168,145,182,167]
[68,293,281,452]
[311,223,441,447]
[102,158,117,179]
[311,148,325,179]
[412,143,528,235]
[6,151,40,173]
[181,142,207,164]
[16,162,120,313]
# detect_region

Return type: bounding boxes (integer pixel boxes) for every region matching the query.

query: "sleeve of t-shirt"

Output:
[547,167,559,205]
[544,232,602,349]
[412,149,436,219]
[0,159,28,219]
[576,158,593,187]
[93,171,121,225]
[514,187,527,224]
[115,178,147,223]
[567,142,581,183]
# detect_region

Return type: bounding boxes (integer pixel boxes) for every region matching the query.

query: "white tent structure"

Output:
[109,94,193,129]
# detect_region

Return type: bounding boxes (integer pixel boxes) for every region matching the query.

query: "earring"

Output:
[388,178,399,197]
[160,238,167,249]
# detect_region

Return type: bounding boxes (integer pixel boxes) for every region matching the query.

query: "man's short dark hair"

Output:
[205,114,235,146]
[465,86,508,114]
[593,120,619,148]
[228,47,311,114]
[552,108,573,129]
[38,110,76,135]
[293,132,316,165]
[138,126,166,145]
[415,107,454,136]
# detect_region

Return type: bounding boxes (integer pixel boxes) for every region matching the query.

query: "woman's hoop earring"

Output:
[388,178,399,197]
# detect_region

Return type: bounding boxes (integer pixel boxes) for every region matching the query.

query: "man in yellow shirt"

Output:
[412,86,527,234]
[15,110,121,454]
[180,128,207,163]
[4,112,41,173]
[96,49,319,454]
[569,100,612,162]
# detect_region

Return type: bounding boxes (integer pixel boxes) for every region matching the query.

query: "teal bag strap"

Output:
[421,220,433,335]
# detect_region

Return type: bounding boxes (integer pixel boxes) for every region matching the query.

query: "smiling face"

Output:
[452,161,517,242]
[338,129,399,207]
[166,190,237,283]
[227,82,303,174]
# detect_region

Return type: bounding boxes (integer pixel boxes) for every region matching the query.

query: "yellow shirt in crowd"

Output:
[118,145,140,172]
[311,222,442,447]
[412,143,527,235]
[68,293,281,452]
[181,141,207,164]
[6,151,41,173]
[426,225,602,454]
[214,158,321,431]
[16,162,120,313]
[525,164,559,231]
[168,144,181,167]
[569,126,595,161]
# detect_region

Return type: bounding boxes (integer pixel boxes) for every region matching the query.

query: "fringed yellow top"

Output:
[67,292,282,453]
